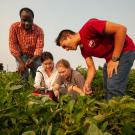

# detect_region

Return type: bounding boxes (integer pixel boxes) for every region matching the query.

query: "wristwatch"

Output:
[111,56,120,62]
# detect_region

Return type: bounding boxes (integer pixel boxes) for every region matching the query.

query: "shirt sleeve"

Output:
[80,48,91,60]
[34,28,44,56]
[79,18,106,59]
[73,71,85,89]
[87,18,106,35]
[9,24,21,57]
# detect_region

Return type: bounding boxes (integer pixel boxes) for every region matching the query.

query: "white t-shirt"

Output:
[34,65,58,90]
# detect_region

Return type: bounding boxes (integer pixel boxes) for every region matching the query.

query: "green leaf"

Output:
[66,99,75,113]
[47,123,52,135]
[9,85,23,91]
[121,122,135,135]
[85,124,103,135]
[22,131,36,135]
[85,123,112,135]
[0,129,10,135]
[101,121,108,132]
[75,111,84,123]
[104,132,112,135]
[93,114,105,122]
[55,128,65,135]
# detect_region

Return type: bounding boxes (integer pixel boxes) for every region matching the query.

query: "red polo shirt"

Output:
[79,18,135,62]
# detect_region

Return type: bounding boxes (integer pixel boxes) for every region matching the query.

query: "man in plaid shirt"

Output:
[9,7,44,81]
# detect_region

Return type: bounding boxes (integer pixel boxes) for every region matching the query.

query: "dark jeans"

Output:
[103,51,135,100]
[16,55,41,81]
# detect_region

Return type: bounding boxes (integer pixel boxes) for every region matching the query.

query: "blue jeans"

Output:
[103,51,135,100]
[17,55,41,81]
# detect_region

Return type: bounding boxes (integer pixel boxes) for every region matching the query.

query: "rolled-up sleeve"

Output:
[9,25,21,57]
[73,72,85,89]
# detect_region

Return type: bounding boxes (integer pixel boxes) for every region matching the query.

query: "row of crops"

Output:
[0,68,135,135]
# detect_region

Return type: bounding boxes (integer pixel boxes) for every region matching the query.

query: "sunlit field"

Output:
[0,67,135,135]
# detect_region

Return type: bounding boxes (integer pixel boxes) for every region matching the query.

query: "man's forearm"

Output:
[52,83,60,91]
[112,26,127,58]
[85,67,96,85]
[72,85,84,95]
[14,55,24,64]
[105,22,127,58]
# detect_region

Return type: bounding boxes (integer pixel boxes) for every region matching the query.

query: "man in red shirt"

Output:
[55,18,135,99]
[9,7,44,81]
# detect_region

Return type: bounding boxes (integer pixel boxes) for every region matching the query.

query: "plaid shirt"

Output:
[9,22,44,57]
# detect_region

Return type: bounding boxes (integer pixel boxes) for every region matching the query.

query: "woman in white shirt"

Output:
[33,51,58,98]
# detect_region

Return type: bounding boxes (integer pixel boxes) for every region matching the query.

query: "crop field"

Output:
[0,68,135,135]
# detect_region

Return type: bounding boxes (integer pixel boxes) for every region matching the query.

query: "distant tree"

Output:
[0,63,4,71]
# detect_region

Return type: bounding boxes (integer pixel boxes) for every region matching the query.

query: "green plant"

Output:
[0,69,135,135]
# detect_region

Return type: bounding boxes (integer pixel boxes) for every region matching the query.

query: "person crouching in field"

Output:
[53,59,86,99]
[33,51,58,100]
[9,8,44,82]
[55,18,135,99]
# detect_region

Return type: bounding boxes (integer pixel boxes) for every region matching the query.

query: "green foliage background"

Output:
[0,68,135,135]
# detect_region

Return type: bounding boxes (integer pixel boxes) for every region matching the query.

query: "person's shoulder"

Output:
[10,22,20,28]
[72,70,84,83]
[79,18,96,32]
[84,18,101,25]
[89,18,99,21]
[73,70,83,77]
[84,18,106,25]
[80,18,106,31]
[33,23,44,32]
[37,65,43,72]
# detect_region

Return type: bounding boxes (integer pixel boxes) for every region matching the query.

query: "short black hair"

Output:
[19,7,34,18]
[55,29,75,46]
[41,51,53,63]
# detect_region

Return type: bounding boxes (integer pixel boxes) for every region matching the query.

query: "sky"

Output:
[0,0,135,71]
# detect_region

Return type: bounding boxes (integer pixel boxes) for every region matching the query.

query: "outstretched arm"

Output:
[68,85,85,96]
[26,29,44,68]
[9,25,25,73]
[52,83,60,97]
[83,57,96,95]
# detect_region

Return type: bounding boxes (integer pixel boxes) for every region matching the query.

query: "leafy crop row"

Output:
[0,69,135,135]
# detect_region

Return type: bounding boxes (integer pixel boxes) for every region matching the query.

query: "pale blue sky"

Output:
[0,0,135,71]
